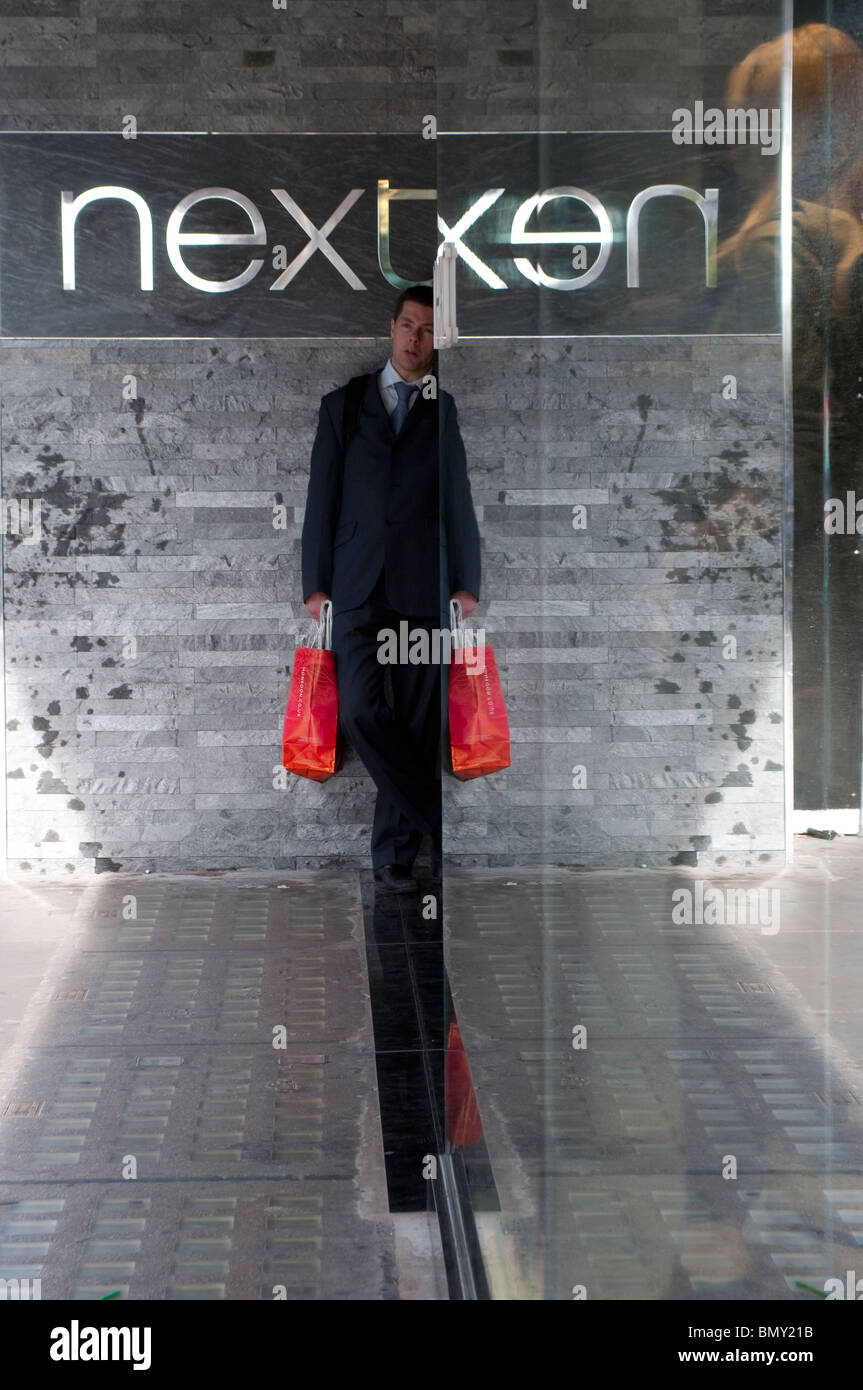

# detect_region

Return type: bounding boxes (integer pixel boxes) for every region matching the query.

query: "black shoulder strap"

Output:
[341,373,371,448]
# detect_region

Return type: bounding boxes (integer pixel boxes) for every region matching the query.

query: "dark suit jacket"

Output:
[301,366,481,617]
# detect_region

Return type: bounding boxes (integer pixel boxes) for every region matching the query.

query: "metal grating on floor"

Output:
[0,1182,398,1301]
[0,871,398,1300]
[445,870,863,1300]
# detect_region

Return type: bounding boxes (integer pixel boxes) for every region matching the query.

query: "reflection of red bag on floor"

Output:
[282,600,341,782]
[448,600,511,780]
[445,1018,483,1148]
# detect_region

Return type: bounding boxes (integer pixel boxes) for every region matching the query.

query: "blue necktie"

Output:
[391,379,419,435]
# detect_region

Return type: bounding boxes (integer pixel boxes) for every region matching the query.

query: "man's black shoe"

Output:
[373,864,417,894]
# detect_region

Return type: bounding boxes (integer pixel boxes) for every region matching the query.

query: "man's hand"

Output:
[451,590,478,620]
[305,591,330,621]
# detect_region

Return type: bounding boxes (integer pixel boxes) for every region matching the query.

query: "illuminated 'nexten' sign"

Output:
[59,180,719,294]
[0,132,775,336]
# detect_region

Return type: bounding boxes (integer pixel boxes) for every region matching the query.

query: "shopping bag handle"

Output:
[313,599,333,651]
[449,597,463,648]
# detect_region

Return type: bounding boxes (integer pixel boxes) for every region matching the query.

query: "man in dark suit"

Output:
[301,285,481,892]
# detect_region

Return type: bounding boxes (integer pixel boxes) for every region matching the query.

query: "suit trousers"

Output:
[332,571,442,869]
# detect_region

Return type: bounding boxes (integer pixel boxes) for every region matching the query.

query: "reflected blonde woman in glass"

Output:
[717,24,863,814]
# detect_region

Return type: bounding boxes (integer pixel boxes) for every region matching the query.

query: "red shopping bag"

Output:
[448,602,511,780]
[282,602,340,782]
[445,1018,483,1148]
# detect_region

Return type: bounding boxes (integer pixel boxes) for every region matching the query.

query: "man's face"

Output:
[390,299,434,380]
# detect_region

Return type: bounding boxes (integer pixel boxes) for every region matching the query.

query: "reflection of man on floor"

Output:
[301,285,481,892]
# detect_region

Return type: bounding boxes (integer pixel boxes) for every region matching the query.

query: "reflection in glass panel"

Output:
[436,1,863,1301]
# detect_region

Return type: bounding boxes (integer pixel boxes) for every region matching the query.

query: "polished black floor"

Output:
[360,865,499,1225]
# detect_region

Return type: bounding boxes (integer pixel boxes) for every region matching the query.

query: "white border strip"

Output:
[793,810,861,836]
[781,2,795,866]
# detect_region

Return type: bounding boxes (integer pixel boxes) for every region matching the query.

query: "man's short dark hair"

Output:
[392,284,433,320]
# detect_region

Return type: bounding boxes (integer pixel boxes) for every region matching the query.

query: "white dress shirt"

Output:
[378,358,421,418]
